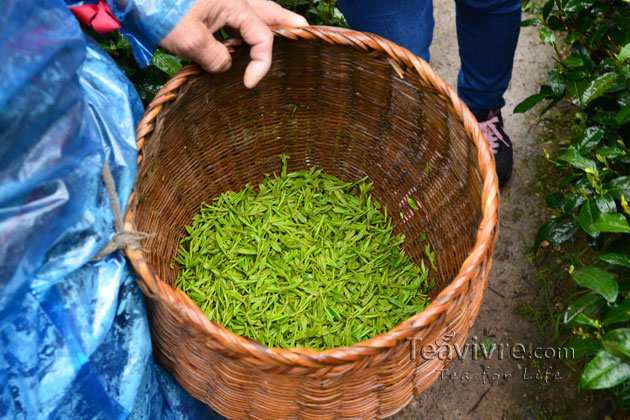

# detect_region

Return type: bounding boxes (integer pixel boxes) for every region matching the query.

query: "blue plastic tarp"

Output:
[0,1,222,418]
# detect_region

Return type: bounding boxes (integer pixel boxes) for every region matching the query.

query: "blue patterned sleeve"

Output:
[65,0,196,66]
[106,0,196,66]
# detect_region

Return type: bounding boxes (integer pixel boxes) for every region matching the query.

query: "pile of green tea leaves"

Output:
[174,155,435,350]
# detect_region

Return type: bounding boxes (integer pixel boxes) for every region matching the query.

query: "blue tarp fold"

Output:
[0,1,218,418]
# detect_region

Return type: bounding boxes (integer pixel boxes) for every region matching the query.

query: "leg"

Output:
[455,0,521,115]
[455,0,521,187]
[337,0,434,62]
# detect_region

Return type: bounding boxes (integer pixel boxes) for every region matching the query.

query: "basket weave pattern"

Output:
[124,26,499,420]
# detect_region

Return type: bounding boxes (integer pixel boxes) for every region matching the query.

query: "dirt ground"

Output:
[388,2,572,419]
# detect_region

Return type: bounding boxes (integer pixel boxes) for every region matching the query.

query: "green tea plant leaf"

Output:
[151,50,182,77]
[581,351,630,390]
[514,93,551,113]
[575,126,605,152]
[581,73,618,105]
[535,219,555,253]
[618,43,630,62]
[603,329,630,360]
[550,67,566,96]
[579,200,601,237]
[603,300,630,327]
[557,148,598,173]
[566,194,585,213]
[542,0,555,21]
[597,253,630,268]
[595,194,617,214]
[593,110,620,126]
[564,292,606,324]
[567,79,589,106]
[604,176,630,200]
[565,57,585,67]
[592,213,630,233]
[597,148,625,159]
[535,220,579,253]
[617,106,630,125]
[546,192,565,210]
[567,338,604,358]
[566,69,588,80]
[613,382,630,409]
[575,313,601,327]
[564,0,596,12]
[540,27,556,45]
[571,267,619,302]
[520,18,542,27]
[522,0,630,405]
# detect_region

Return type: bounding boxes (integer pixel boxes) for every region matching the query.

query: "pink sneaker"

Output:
[476,109,513,187]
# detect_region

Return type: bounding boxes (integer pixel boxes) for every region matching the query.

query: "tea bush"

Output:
[516,0,630,407]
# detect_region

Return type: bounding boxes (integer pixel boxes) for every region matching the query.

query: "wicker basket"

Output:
[123,26,499,420]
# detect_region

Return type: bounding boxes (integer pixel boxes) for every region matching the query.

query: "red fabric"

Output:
[70,0,121,34]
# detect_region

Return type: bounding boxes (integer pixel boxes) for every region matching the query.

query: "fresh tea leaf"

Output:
[581,351,630,390]
[571,267,619,302]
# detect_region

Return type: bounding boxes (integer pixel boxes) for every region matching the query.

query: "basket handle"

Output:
[220,36,244,53]
[219,30,408,77]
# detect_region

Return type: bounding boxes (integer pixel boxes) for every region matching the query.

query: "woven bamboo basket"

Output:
[123,26,499,420]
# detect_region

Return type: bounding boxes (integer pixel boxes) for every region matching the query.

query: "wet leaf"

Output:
[564,292,606,324]
[592,213,630,233]
[581,72,618,105]
[581,351,630,390]
[514,93,550,113]
[566,69,588,80]
[565,57,585,67]
[603,300,630,327]
[571,267,619,302]
[604,176,630,200]
[618,43,630,62]
[550,67,566,96]
[540,27,556,45]
[535,220,578,253]
[575,126,605,152]
[597,253,630,268]
[593,110,620,126]
[151,50,182,77]
[603,329,630,360]
[564,0,596,13]
[579,200,600,237]
[557,148,598,173]
[520,18,542,27]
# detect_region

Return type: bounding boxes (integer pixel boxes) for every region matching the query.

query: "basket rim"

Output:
[123,25,499,368]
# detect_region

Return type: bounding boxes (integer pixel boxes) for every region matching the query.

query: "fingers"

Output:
[159,0,308,88]
[182,21,233,73]
[225,4,274,88]
[160,20,232,74]
[246,0,309,27]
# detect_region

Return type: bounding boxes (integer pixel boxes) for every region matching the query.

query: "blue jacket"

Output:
[0,1,219,418]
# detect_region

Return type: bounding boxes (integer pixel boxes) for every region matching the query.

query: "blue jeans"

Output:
[337,0,521,115]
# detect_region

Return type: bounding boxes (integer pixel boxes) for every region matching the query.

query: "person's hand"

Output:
[159,0,307,88]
